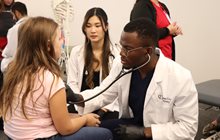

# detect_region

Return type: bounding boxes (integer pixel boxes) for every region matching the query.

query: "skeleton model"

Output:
[51,0,74,80]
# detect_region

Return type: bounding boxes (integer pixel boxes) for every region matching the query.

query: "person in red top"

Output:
[0,0,15,59]
[130,0,182,60]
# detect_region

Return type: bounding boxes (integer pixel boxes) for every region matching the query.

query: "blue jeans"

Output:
[50,127,113,140]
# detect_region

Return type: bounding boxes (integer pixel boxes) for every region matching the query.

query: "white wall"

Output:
[17,0,220,84]
[162,0,220,83]
[17,0,134,46]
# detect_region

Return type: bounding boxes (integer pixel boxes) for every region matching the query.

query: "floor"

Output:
[0,103,219,140]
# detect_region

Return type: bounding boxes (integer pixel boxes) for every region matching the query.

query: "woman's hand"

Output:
[167,22,183,36]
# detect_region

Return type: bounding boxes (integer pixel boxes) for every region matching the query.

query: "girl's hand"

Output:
[83,113,101,127]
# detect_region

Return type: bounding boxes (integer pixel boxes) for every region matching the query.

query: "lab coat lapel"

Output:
[144,50,167,106]
[78,47,85,89]
[120,72,133,117]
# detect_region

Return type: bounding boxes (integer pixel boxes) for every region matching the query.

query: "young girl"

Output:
[0,16,112,140]
[67,7,120,120]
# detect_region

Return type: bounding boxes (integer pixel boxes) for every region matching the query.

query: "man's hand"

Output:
[115,124,146,140]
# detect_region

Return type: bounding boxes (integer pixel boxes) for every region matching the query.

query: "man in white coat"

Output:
[71,18,198,140]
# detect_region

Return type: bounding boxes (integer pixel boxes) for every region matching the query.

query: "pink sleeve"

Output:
[42,70,65,99]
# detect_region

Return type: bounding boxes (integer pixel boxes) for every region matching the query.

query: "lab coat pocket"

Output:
[149,90,174,123]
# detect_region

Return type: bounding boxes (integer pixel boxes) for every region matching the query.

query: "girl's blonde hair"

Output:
[0,16,61,119]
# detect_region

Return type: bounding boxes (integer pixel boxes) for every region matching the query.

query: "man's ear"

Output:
[146,47,153,55]
[14,10,21,19]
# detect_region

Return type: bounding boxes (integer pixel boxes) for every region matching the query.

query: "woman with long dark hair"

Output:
[0,0,15,59]
[67,7,120,120]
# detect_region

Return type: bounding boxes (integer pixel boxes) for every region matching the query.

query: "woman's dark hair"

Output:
[0,0,14,11]
[135,0,141,3]
[81,7,112,88]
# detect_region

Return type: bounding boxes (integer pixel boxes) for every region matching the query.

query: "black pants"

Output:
[67,104,78,113]
[0,60,3,131]
[93,110,119,121]
[0,117,3,131]
[0,59,3,89]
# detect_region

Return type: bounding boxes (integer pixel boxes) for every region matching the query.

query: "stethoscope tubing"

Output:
[69,54,151,104]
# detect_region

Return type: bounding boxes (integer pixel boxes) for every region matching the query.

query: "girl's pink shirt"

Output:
[4,70,65,140]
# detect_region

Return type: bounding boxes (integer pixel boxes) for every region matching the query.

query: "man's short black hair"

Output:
[11,2,27,16]
[123,18,158,47]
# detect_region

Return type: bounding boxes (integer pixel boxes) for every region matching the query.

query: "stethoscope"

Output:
[68,53,151,104]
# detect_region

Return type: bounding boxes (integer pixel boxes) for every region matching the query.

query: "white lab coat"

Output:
[78,49,198,140]
[1,17,29,72]
[67,44,120,112]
